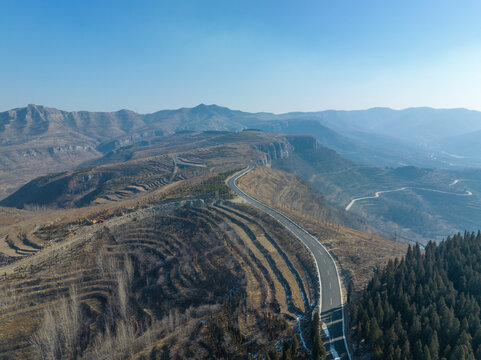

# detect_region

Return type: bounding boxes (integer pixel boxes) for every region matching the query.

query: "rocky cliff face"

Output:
[0,104,51,145]
[0,104,147,145]
[253,135,319,167]
[0,105,157,198]
[254,140,293,166]
[284,135,319,152]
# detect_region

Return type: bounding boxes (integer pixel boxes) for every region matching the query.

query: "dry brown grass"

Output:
[217,204,308,313]
[0,196,315,359]
[212,209,290,315]
[237,166,408,294]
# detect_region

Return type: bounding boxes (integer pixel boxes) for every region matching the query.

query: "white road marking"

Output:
[322,322,341,360]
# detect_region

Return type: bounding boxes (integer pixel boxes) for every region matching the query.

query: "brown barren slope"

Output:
[236,166,408,293]
[0,184,316,359]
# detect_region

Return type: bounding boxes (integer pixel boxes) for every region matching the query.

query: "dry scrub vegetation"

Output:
[237,166,408,294]
[0,196,317,359]
[0,131,391,359]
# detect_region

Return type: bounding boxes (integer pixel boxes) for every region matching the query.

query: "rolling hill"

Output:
[3,103,481,199]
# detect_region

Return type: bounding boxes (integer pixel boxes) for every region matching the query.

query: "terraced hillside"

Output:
[0,176,186,263]
[0,197,319,359]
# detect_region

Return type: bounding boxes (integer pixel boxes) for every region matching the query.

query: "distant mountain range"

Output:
[2,103,481,198]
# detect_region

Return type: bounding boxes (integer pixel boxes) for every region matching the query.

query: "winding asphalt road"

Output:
[346,184,472,212]
[227,165,351,360]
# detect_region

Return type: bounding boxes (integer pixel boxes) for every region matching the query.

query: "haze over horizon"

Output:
[6,103,481,117]
[1,0,481,113]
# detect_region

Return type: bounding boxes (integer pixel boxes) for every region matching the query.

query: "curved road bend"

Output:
[227,166,351,360]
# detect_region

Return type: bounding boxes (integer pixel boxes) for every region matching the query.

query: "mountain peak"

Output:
[26,104,44,110]
[188,103,227,115]
[193,103,220,110]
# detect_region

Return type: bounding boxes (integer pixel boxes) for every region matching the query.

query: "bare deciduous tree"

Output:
[30,286,83,360]
[31,306,59,360]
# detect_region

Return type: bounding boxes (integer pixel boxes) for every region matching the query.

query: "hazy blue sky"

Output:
[1,1,481,113]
